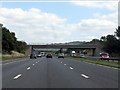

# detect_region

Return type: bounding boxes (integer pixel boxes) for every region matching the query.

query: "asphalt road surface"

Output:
[2,57,119,88]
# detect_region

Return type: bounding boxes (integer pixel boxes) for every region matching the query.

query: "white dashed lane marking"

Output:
[70,67,74,70]
[33,64,35,66]
[13,74,22,80]
[27,67,31,70]
[64,64,66,65]
[81,74,89,78]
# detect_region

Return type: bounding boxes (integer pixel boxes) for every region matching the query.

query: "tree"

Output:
[59,48,63,53]
[2,27,16,53]
[116,26,120,39]
[102,35,119,55]
[16,41,27,53]
[55,48,63,54]
[100,36,106,42]
[2,26,27,54]
[90,39,100,44]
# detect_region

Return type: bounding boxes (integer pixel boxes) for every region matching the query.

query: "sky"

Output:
[0,0,119,44]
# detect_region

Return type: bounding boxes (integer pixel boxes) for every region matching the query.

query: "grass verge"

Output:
[0,51,27,61]
[65,56,120,69]
[1,55,27,61]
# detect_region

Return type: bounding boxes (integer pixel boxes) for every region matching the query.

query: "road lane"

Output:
[2,57,42,88]
[2,57,119,88]
[57,57,119,88]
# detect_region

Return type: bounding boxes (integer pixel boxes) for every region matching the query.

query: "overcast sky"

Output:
[0,0,119,44]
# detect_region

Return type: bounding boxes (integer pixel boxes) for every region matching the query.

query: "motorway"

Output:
[2,57,119,88]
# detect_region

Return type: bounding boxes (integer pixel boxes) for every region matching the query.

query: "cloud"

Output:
[0,6,118,44]
[77,12,118,37]
[0,8,77,44]
[71,1,118,11]
[71,1,118,38]
[118,2,120,26]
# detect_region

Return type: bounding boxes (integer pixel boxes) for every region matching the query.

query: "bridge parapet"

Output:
[28,44,98,49]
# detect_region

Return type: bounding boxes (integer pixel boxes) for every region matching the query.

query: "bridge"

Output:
[25,44,102,56]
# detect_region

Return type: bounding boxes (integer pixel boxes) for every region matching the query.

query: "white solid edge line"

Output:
[70,67,74,69]
[2,58,28,65]
[81,74,89,78]
[3,61,17,65]
[27,67,31,70]
[13,74,22,79]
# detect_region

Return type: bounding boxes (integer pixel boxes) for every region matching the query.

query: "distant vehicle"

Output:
[37,54,42,57]
[58,53,64,58]
[100,52,109,60]
[40,52,45,56]
[80,54,85,58]
[71,51,76,56]
[46,54,52,58]
[30,54,37,59]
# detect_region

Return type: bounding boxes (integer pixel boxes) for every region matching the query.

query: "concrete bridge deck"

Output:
[28,44,98,49]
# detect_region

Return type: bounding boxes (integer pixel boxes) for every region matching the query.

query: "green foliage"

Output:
[55,48,63,54]
[2,27,16,53]
[100,36,106,42]
[101,27,120,56]
[2,26,27,54]
[89,26,120,57]
[16,41,27,53]
[102,35,119,54]
[89,39,102,45]
[116,26,120,39]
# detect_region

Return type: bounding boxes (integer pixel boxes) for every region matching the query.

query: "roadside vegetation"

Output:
[1,24,28,60]
[66,56,119,69]
[2,51,26,61]
[86,26,120,57]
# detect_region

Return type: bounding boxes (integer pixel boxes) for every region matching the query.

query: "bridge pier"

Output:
[25,46,32,56]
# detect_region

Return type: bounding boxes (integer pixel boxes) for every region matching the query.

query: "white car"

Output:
[58,53,64,58]
[37,54,42,57]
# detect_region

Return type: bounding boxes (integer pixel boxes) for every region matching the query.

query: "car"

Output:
[80,54,85,58]
[46,54,52,58]
[58,53,64,58]
[30,54,37,59]
[37,54,42,57]
[100,52,109,60]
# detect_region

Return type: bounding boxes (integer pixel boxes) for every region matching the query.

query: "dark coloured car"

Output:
[46,54,52,58]
[30,54,37,59]
[80,54,85,58]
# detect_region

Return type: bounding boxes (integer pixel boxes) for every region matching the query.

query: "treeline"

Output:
[2,25,28,54]
[88,26,120,57]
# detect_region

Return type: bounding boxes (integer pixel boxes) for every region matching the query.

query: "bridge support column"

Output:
[25,46,32,56]
[94,47,102,56]
[92,48,96,56]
